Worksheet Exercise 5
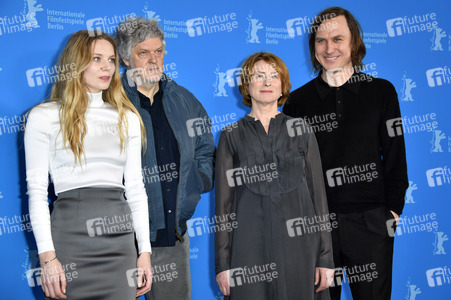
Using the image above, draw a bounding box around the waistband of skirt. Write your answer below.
[57,186,125,199]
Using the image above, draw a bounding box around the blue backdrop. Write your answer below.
[0,0,450,299]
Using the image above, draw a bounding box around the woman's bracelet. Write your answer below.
[41,256,57,265]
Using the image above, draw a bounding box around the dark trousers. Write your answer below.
[145,233,191,300]
[329,207,395,300]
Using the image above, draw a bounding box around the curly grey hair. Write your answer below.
[114,16,166,66]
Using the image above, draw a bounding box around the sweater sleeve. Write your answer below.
[214,131,234,274]
[25,107,54,254]
[124,112,151,254]
[379,82,409,215]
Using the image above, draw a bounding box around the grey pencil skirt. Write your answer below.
[46,187,137,300]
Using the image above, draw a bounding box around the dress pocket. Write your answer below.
[276,151,305,194]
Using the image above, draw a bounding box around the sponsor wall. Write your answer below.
[0,0,449,299]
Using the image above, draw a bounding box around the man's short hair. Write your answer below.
[114,17,166,66]
[308,7,366,73]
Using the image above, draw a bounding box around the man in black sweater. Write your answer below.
[283,7,408,300]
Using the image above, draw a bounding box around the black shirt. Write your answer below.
[283,72,408,215]
[139,81,180,247]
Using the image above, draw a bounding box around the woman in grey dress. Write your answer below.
[24,31,152,299]
[215,52,334,299]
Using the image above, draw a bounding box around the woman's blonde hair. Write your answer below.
[33,30,146,166]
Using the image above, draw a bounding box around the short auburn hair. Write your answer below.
[309,7,366,73]
[238,52,291,107]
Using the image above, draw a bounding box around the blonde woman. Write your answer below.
[25,30,152,299]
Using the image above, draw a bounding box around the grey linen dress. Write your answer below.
[215,113,334,300]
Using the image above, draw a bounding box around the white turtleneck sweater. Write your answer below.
[24,92,151,254]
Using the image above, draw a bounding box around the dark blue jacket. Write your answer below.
[122,73,215,241]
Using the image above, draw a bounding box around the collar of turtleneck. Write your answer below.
[87,91,104,107]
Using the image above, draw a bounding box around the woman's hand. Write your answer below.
[39,251,67,299]
[216,270,230,296]
[136,252,152,297]
[315,267,335,292]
